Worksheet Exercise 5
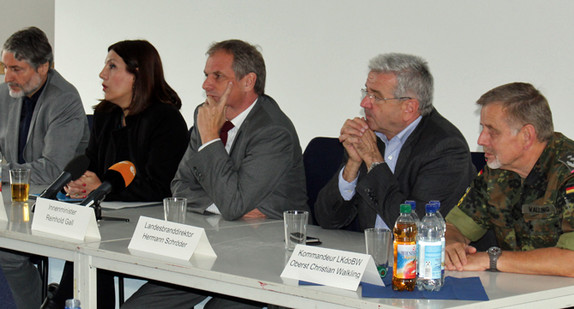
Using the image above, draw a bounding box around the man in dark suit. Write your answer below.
[314,53,475,231]
[123,39,307,308]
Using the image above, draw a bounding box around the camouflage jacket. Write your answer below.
[446,132,574,251]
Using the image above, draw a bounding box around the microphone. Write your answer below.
[38,155,90,200]
[79,161,136,207]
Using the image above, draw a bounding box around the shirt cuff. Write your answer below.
[338,167,358,201]
[198,138,221,152]
[205,203,221,215]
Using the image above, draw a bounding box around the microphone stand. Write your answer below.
[92,198,130,222]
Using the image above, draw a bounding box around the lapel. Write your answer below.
[228,96,264,156]
[6,97,22,161]
[376,136,386,154]
[394,112,429,174]
[15,71,52,160]
[26,72,52,148]
[395,136,413,175]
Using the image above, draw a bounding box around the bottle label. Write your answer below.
[418,240,442,279]
[395,244,416,279]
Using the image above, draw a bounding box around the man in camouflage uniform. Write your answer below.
[445,82,574,277]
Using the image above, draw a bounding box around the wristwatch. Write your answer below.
[487,246,502,271]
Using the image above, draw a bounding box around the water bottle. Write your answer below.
[392,204,417,291]
[65,299,81,309]
[430,200,446,284]
[416,203,444,291]
[429,200,446,230]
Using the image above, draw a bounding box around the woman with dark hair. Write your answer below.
[41,40,189,309]
[69,40,188,201]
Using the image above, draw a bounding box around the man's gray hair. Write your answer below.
[368,53,433,116]
[2,27,53,69]
[477,82,554,142]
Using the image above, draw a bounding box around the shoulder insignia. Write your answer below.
[567,186,574,195]
[558,153,574,174]
[456,186,471,208]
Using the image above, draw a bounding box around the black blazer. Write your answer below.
[86,102,189,201]
[314,108,476,231]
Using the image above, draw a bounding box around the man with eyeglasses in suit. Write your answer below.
[315,53,476,232]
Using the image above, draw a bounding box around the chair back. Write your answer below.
[86,114,94,130]
[303,137,345,225]
[471,152,486,172]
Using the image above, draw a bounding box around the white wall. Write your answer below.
[0,0,54,73]
[0,1,54,45]
[54,0,574,150]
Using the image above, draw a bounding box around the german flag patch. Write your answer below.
[567,186,574,195]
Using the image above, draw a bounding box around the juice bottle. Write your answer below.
[392,204,417,291]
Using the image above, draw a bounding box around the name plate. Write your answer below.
[0,192,6,221]
[128,216,216,260]
[281,245,384,291]
[31,197,101,242]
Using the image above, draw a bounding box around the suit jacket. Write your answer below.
[314,108,476,231]
[171,94,308,220]
[0,69,89,184]
[87,103,189,201]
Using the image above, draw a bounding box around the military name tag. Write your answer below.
[522,203,556,215]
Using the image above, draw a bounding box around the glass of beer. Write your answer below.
[10,169,30,202]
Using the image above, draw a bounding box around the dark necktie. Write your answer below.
[220,120,235,146]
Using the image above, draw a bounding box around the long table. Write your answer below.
[1,194,574,308]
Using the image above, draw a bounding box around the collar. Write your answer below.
[524,133,571,187]
[228,97,258,130]
[376,115,422,143]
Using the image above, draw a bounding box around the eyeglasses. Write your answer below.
[361,88,412,103]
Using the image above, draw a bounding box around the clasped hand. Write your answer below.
[64,170,102,199]
[339,117,383,180]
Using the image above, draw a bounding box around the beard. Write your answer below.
[485,156,502,169]
[7,73,43,98]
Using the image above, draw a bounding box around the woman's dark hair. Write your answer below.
[95,40,181,114]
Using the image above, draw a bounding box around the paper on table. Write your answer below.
[100,201,161,210]
[32,192,160,209]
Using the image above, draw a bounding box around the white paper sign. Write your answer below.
[31,197,101,242]
[280,244,384,291]
[0,192,7,221]
[128,216,216,260]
